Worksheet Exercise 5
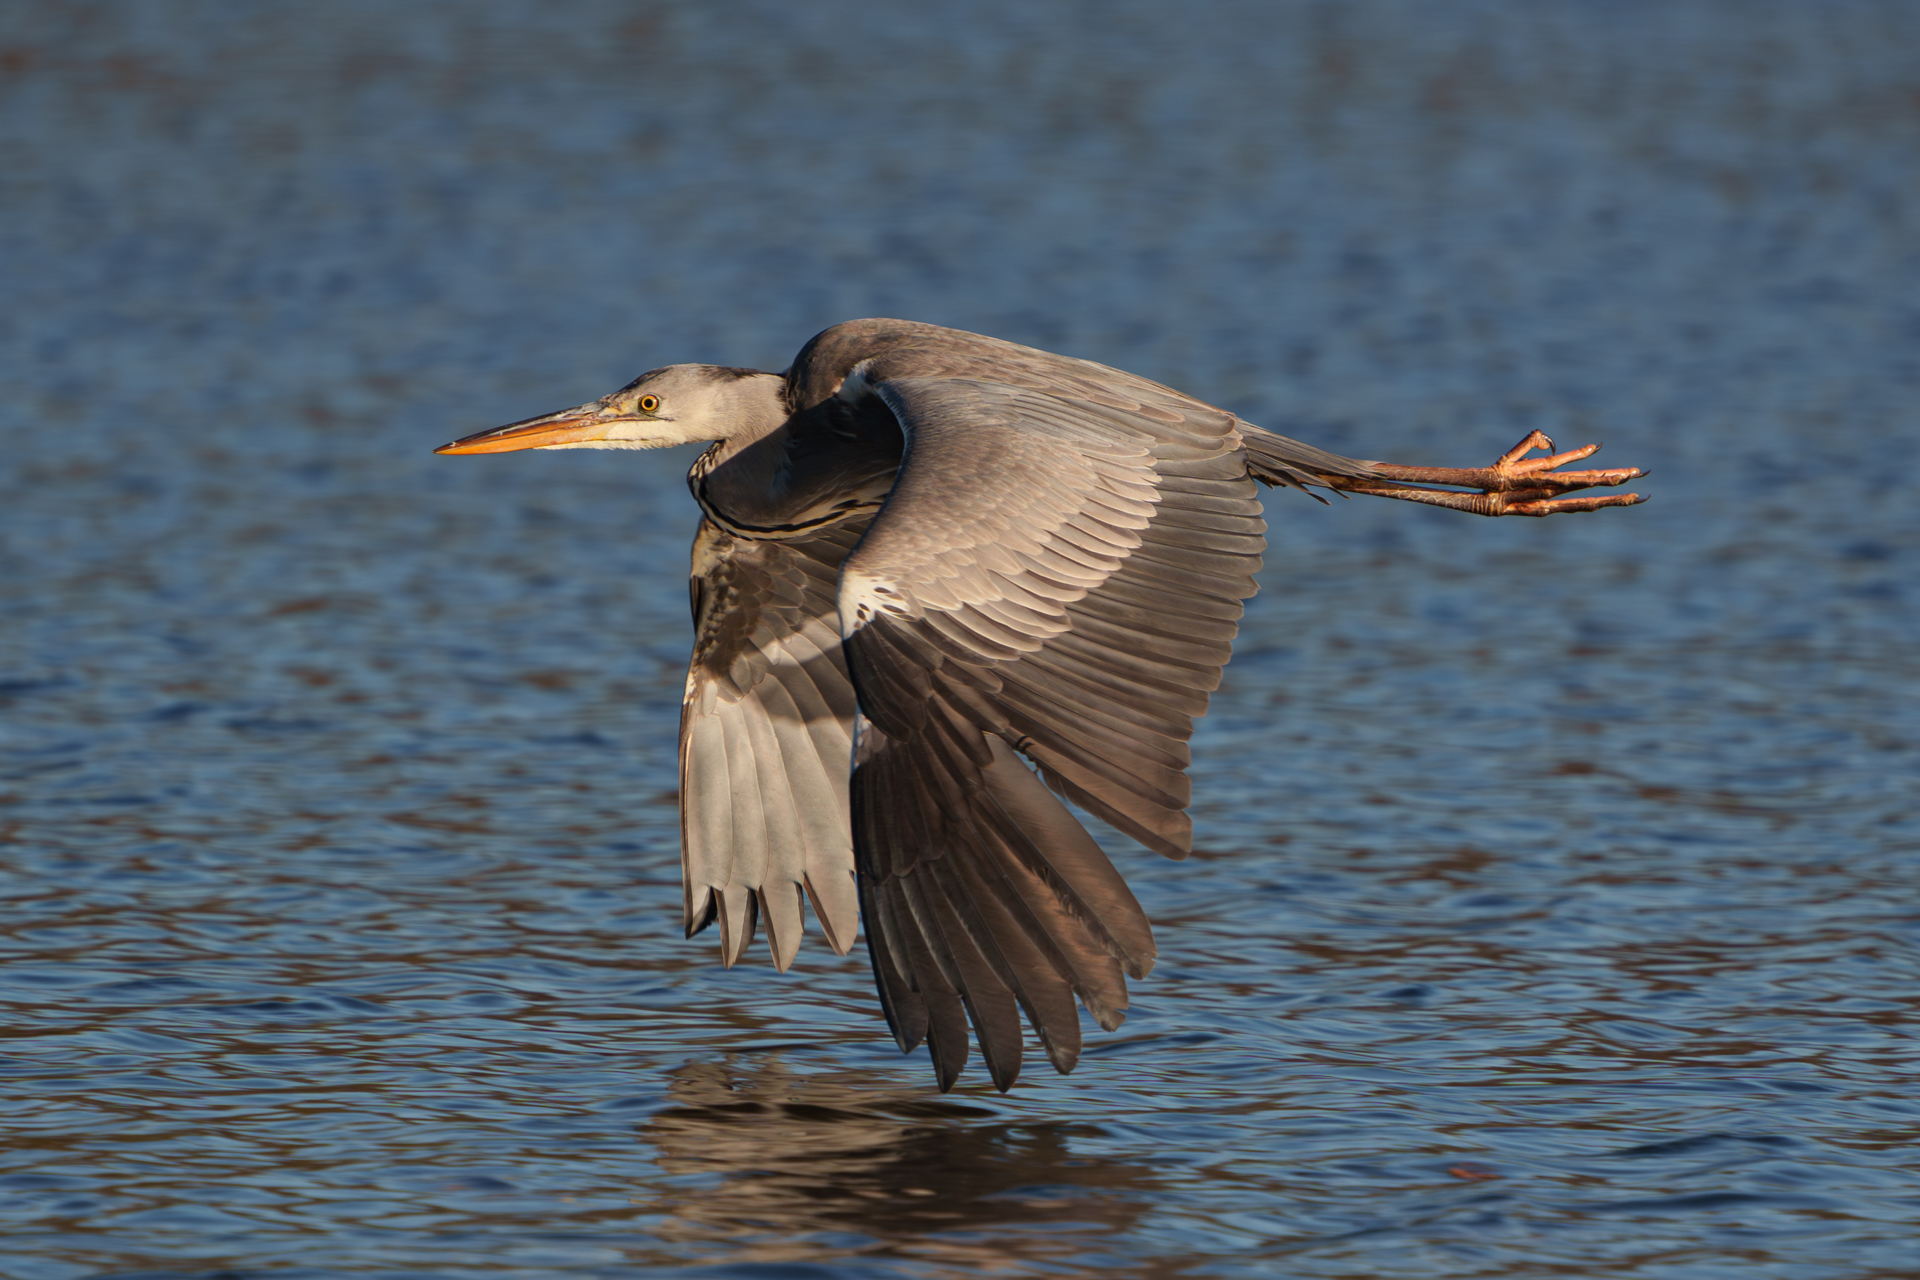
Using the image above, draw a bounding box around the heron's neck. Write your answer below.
[694,372,790,470]
[690,380,897,539]
[688,374,806,533]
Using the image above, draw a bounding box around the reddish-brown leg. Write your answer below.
[1326,430,1648,517]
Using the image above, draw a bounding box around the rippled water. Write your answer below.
[3,3,1917,1276]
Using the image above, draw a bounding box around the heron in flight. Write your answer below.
[436,319,1645,1092]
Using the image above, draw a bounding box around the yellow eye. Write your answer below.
[637,394,661,413]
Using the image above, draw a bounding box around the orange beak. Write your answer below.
[433,405,610,455]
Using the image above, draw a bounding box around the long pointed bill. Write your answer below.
[434,404,609,455]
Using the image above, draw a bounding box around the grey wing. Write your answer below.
[681,518,865,971]
[836,374,1265,1091]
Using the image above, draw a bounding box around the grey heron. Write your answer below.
[436,318,1645,1091]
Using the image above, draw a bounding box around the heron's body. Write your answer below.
[438,318,1644,1091]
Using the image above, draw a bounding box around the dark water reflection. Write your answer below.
[641,1060,1154,1271]
[4,2,1919,1277]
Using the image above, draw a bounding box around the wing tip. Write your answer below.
[762,884,804,973]
[803,870,861,957]
[714,886,759,968]
[684,883,718,939]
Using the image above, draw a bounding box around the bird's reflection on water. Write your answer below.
[636,1057,1153,1268]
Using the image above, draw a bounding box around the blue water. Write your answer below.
[2,3,1917,1276]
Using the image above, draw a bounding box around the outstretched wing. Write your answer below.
[680,518,866,970]
[836,374,1265,1090]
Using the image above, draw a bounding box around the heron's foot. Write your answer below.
[1328,431,1647,517]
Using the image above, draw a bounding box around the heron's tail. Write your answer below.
[1239,422,1381,498]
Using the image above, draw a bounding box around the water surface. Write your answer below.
[2,3,1917,1276]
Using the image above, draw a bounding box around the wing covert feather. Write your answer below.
[834,373,1264,1090]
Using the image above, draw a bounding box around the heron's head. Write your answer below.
[434,364,786,455]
